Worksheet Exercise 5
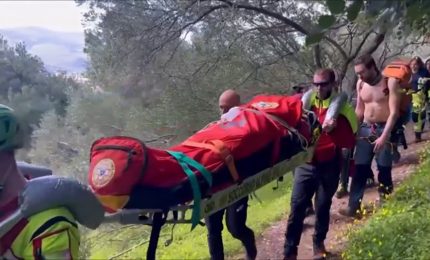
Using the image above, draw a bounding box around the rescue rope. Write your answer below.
[357,136,395,153]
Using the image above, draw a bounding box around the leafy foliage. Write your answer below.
[326,0,346,15]
[0,36,80,151]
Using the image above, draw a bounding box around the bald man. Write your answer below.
[218,89,241,115]
[204,89,257,260]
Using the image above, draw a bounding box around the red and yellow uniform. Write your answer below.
[308,92,358,163]
[0,198,80,259]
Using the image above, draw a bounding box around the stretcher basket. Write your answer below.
[102,146,314,260]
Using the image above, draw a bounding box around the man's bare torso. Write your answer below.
[359,78,390,123]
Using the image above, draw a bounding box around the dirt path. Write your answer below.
[237,124,428,260]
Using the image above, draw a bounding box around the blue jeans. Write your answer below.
[349,123,394,212]
[354,122,393,167]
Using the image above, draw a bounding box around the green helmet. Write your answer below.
[0,104,24,152]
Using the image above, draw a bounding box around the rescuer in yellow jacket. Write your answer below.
[0,104,80,259]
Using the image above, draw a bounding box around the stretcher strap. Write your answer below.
[182,140,241,183]
[166,150,212,229]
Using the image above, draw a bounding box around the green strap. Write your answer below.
[180,154,213,187]
[166,150,212,229]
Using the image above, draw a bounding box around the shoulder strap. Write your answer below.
[358,79,364,91]
[30,216,77,241]
[0,218,29,255]
[360,77,390,93]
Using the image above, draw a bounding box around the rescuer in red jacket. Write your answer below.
[284,69,357,260]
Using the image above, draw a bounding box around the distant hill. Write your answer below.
[0,27,87,73]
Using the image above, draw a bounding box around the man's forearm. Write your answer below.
[381,113,399,139]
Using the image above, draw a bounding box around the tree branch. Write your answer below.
[338,31,386,84]
[363,32,386,55]
[216,0,310,35]
[349,29,375,62]
[215,0,349,61]
[314,44,322,68]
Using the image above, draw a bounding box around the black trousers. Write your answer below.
[293,170,314,209]
[390,117,407,149]
[284,157,340,256]
[205,196,257,260]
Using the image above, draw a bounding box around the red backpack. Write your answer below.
[88,136,148,212]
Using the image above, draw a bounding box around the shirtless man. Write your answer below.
[340,54,401,217]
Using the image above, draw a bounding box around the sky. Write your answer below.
[0,1,88,73]
[0,1,85,33]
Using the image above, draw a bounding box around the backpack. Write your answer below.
[382,60,412,116]
[0,218,28,256]
[88,136,148,212]
[382,60,412,87]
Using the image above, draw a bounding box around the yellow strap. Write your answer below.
[96,194,130,212]
[183,140,241,182]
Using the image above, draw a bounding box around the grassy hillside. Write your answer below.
[88,175,294,259]
[343,149,430,259]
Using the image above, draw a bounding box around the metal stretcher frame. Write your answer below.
[103,146,315,260]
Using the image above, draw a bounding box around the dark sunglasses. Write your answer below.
[313,81,331,87]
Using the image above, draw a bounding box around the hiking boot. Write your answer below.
[335,186,348,199]
[244,233,257,260]
[338,206,362,219]
[376,192,391,207]
[377,184,393,196]
[313,243,328,260]
[284,254,297,260]
[284,246,298,260]
[415,132,422,143]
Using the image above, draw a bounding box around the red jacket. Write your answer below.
[311,97,356,163]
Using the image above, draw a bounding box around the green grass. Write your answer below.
[87,175,294,259]
[343,153,430,259]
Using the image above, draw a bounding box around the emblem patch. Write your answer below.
[251,101,279,110]
[92,158,115,188]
